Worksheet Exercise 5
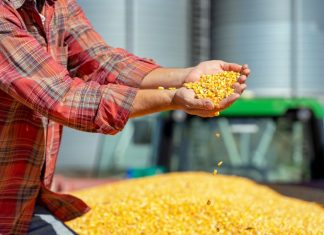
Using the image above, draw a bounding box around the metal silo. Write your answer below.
[211,0,324,98]
[297,0,324,97]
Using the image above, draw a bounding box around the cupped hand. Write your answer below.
[172,87,218,118]
[185,60,250,85]
[183,60,250,114]
[172,81,247,117]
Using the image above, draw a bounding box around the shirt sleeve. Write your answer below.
[0,3,134,135]
[65,0,160,87]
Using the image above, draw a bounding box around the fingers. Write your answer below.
[218,93,240,110]
[221,62,242,72]
[237,64,249,84]
[237,75,247,84]
[222,63,250,78]
[240,64,250,77]
[222,62,249,73]
[233,82,247,94]
[238,76,246,84]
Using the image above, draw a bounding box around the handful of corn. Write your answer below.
[67,172,324,235]
[183,71,240,106]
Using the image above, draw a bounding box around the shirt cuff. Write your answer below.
[94,84,138,135]
[113,54,161,88]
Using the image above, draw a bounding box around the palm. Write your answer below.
[185,60,249,84]
[172,87,216,117]
[185,61,224,83]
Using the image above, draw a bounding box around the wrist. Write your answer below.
[166,89,178,110]
[181,67,194,85]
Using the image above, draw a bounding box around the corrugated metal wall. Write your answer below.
[211,0,324,98]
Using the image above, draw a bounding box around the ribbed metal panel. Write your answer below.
[211,0,324,98]
[77,0,190,67]
[131,0,190,67]
[297,0,324,97]
[191,0,211,65]
[212,0,292,97]
[77,0,127,48]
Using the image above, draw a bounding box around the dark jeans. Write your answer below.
[28,204,77,235]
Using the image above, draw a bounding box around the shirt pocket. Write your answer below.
[53,46,68,68]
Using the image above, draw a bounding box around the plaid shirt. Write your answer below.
[0,0,159,233]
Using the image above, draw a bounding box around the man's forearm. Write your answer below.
[140,67,192,89]
[130,89,177,118]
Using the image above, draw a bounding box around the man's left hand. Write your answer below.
[185,60,250,85]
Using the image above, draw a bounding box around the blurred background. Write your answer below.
[55,0,324,194]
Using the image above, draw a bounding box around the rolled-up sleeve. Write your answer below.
[0,3,137,135]
[65,0,160,88]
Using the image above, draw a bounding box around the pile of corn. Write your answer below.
[66,172,324,235]
[183,71,240,106]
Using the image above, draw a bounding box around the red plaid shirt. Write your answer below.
[0,0,158,233]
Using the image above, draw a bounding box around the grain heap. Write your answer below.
[66,172,324,235]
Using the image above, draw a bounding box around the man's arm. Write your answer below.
[130,88,218,118]
[130,79,247,118]
[0,3,221,137]
[65,0,159,88]
[140,61,250,89]
[139,68,192,89]
[0,4,137,135]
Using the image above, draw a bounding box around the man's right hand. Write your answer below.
[172,78,247,118]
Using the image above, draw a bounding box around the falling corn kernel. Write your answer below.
[206,199,211,205]
[213,169,218,176]
[158,86,165,90]
[215,132,221,138]
[183,71,240,109]
[66,172,324,235]
[218,161,223,167]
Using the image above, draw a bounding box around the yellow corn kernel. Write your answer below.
[213,169,218,176]
[157,86,165,90]
[66,172,324,235]
[218,161,223,167]
[183,71,240,116]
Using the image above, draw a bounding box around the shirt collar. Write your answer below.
[9,0,57,9]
